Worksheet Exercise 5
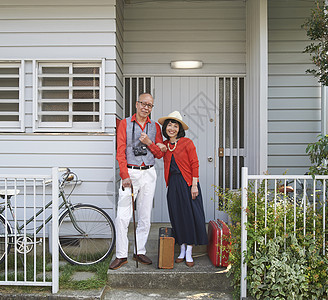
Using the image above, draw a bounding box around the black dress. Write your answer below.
[167,155,208,246]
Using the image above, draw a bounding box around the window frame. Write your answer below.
[33,60,105,133]
[0,60,24,132]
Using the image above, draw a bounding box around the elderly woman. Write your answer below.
[158,111,208,267]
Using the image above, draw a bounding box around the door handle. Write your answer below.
[208,156,213,162]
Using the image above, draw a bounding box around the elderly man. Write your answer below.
[109,93,164,270]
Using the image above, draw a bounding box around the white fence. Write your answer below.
[240,167,328,299]
[0,168,59,293]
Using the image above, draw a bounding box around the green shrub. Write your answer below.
[249,236,308,300]
[306,134,328,176]
[216,184,328,300]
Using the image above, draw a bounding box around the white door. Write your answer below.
[152,77,216,222]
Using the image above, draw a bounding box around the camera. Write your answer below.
[133,145,147,156]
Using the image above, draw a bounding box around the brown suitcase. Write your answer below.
[157,227,175,269]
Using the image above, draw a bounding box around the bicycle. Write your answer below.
[0,168,115,266]
[278,174,325,207]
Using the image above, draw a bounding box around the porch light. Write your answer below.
[170,60,203,69]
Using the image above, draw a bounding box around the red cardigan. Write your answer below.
[163,137,199,187]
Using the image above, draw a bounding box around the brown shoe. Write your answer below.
[175,257,184,263]
[109,257,128,270]
[185,260,194,267]
[133,254,152,265]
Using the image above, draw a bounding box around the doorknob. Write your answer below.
[208,156,213,162]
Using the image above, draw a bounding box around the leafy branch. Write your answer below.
[302,0,328,85]
[306,134,328,176]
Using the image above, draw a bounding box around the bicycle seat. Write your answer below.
[0,189,20,198]
[278,186,294,193]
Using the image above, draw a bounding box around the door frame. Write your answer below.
[123,74,248,222]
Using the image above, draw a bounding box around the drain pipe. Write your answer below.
[322,85,327,136]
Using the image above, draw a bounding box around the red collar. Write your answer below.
[131,114,151,130]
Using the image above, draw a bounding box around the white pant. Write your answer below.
[115,167,157,258]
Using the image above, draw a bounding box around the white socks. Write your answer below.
[186,245,193,262]
[178,244,193,262]
[178,243,186,259]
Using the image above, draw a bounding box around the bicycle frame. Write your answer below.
[0,171,86,243]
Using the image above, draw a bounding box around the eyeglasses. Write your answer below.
[137,101,154,109]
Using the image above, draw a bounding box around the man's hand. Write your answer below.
[122,178,132,189]
[156,143,167,152]
[139,132,152,146]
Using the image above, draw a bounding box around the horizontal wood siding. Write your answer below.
[0,1,115,59]
[0,0,124,220]
[124,1,246,75]
[0,134,116,219]
[268,0,320,175]
[0,0,118,131]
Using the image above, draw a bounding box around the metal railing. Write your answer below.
[0,167,59,293]
[240,167,328,299]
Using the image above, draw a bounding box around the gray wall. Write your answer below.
[0,0,324,221]
[268,0,321,175]
[0,0,122,219]
[116,0,124,120]
[115,0,125,208]
[0,134,116,218]
[0,0,119,133]
[123,0,246,75]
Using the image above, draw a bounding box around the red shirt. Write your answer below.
[163,137,199,187]
[116,114,164,180]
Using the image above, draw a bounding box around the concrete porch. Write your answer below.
[106,223,233,299]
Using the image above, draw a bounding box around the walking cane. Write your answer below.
[122,183,138,268]
[131,184,138,268]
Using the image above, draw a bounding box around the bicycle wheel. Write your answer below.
[0,214,12,264]
[58,204,115,265]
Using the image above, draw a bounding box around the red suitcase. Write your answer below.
[207,219,231,267]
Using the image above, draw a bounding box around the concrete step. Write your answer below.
[107,253,231,292]
[103,288,233,300]
[108,223,232,294]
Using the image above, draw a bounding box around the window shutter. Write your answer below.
[36,62,102,131]
[0,63,22,131]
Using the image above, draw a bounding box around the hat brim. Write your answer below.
[158,116,189,130]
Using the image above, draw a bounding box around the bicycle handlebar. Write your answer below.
[44,168,75,185]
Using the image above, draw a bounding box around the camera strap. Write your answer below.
[132,121,148,146]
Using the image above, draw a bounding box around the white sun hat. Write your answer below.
[158,111,189,130]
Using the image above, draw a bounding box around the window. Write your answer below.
[0,62,23,131]
[124,77,152,118]
[36,62,103,131]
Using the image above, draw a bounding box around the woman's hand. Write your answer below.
[156,142,167,152]
[139,132,152,146]
[191,185,198,200]
[191,177,199,199]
